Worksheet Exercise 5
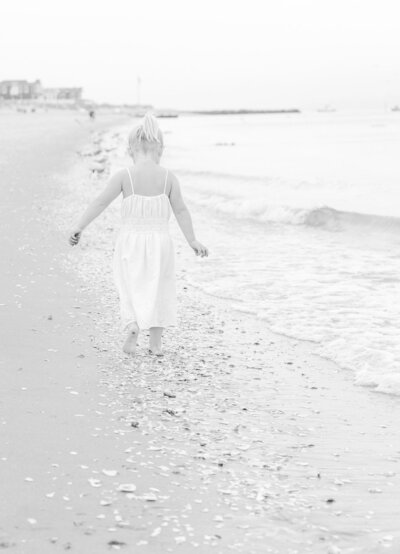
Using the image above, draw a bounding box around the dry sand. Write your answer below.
[1,111,400,553]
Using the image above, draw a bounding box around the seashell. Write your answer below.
[102,469,118,477]
[117,483,136,493]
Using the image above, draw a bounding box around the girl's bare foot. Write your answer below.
[148,347,163,357]
[123,322,139,355]
[149,326,164,357]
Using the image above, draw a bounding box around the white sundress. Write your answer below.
[112,167,177,331]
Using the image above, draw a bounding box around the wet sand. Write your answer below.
[1,113,400,553]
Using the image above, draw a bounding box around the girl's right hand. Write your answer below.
[190,240,208,257]
[69,228,82,246]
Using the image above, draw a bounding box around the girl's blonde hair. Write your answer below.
[128,112,163,153]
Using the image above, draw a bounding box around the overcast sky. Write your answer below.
[1,0,399,110]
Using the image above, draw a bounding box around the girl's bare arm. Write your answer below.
[169,173,208,257]
[69,170,124,245]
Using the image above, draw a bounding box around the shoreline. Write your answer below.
[1,113,400,553]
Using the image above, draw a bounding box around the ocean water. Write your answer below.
[111,110,400,395]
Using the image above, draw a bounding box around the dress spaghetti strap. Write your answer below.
[163,169,169,195]
[126,167,134,195]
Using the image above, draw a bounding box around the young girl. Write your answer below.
[69,113,208,356]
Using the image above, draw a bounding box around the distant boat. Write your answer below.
[156,111,179,118]
[317,105,336,113]
[391,105,400,112]
[317,105,336,112]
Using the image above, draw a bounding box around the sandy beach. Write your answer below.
[1,111,400,554]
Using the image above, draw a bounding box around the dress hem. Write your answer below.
[121,320,177,332]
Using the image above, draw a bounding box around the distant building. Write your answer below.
[0,79,82,103]
[0,79,42,99]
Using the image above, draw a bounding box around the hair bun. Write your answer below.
[141,112,161,143]
[128,112,164,151]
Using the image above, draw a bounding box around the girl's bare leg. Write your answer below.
[123,322,140,355]
[149,327,164,356]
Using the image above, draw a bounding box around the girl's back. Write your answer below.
[123,162,169,199]
[121,164,171,222]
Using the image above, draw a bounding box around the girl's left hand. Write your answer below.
[190,240,209,257]
[69,228,82,246]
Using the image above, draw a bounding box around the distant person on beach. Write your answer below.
[88,109,96,120]
[69,112,208,356]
